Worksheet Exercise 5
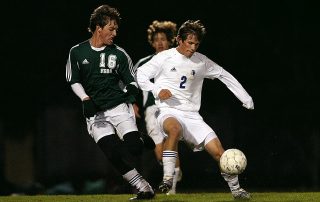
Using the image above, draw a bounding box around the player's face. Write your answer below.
[152,32,171,53]
[99,20,118,46]
[176,34,200,58]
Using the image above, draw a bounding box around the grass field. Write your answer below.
[1,192,320,202]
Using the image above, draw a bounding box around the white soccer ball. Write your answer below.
[219,148,247,175]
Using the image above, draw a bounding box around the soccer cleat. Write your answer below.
[158,181,172,193]
[166,189,176,195]
[139,132,156,150]
[166,170,182,195]
[232,188,251,200]
[129,191,155,200]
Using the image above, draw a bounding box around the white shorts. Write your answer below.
[157,107,217,151]
[144,105,163,144]
[86,103,138,142]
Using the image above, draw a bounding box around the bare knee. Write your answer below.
[167,125,181,139]
[205,138,225,162]
[163,117,182,139]
[213,150,224,161]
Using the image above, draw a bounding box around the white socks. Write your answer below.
[221,172,240,192]
[123,169,153,193]
[171,167,180,191]
[162,150,178,183]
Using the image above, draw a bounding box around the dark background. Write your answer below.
[1,0,319,194]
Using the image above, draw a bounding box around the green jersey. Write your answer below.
[66,40,136,110]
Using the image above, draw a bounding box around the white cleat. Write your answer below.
[232,188,251,200]
[166,189,176,195]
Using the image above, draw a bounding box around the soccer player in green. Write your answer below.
[66,5,155,200]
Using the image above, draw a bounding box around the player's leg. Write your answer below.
[154,143,163,163]
[113,104,155,199]
[97,135,154,200]
[153,141,182,195]
[117,103,154,156]
[166,152,182,195]
[145,105,182,194]
[204,134,250,200]
[89,104,154,200]
[123,131,144,156]
[145,105,165,164]
[159,117,181,193]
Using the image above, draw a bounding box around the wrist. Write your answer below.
[82,96,90,101]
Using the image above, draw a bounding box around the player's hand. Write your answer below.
[133,103,141,118]
[242,100,254,110]
[158,89,172,100]
[82,98,98,118]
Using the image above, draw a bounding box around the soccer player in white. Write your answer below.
[137,20,253,200]
[134,20,182,195]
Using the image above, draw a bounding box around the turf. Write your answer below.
[0,192,320,202]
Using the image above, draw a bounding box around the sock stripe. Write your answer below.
[163,151,178,158]
[129,174,142,185]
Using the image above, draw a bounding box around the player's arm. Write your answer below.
[70,83,89,101]
[219,68,254,110]
[66,49,97,118]
[205,57,254,110]
[119,54,142,118]
[118,52,139,97]
[70,83,98,118]
[136,56,162,99]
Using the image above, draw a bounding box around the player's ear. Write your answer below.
[97,25,103,33]
[176,36,181,45]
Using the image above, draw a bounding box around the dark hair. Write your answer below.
[147,20,177,46]
[88,5,121,33]
[177,20,206,42]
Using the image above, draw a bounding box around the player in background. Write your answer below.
[66,5,155,200]
[134,20,182,195]
[137,20,253,200]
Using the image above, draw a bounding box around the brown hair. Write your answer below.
[147,20,177,46]
[177,20,206,42]
[88,5,121,33]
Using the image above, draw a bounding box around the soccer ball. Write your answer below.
[219,148,247,175]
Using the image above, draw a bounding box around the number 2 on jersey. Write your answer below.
[180,76,187,89]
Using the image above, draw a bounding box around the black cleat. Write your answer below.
[129,191,155,200]
[158,181,172,193]
[139,132,155,150]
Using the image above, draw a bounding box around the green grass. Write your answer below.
[0,192,320,202]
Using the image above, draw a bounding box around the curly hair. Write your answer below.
[147,20,177,46]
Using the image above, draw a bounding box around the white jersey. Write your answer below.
[137,48,253,112]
